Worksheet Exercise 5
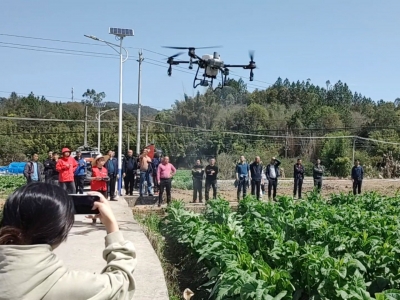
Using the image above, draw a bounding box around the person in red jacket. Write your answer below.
[56,148,78,194]
[87,154,109,224]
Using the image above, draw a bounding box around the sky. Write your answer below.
[1,0,399,110]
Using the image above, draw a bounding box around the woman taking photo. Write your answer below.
[0,182,136,300]
[89,154,110,224]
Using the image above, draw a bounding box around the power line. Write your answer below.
[0,33,140,49]
[0,37,271,90]
[0,90,80,101]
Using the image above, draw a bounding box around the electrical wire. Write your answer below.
[0,37,271,90]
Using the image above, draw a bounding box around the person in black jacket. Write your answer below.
[205,158,218,201]
[313,159,325,193]
[293,158,305,199]
[43,151,53,183]
[351,159,364,195]
[250,156,263,200]
[122,149,137,196]
[49,152,60,185]
[192,159,204,203]
[265,157,281,201]
[106,150,118,200]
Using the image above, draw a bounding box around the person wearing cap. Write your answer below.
[56,148,78,194]
[74,151,87,194]
[88,155,110,223]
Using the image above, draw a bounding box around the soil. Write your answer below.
[168,178,400,203]
[131,178,400,213]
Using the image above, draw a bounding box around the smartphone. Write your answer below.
[69,194,100,214]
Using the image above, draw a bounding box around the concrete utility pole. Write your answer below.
[285,126,289,159]
[71,87,74,102]
[145,124,148,146]
[136,50,144,154]
[127,130,130,152]
[84,105,88,147]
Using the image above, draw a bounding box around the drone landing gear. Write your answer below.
[193,65,229,90]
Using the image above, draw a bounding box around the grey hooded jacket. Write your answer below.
[0,231,136,300]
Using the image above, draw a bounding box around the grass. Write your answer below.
[133,211,181,300]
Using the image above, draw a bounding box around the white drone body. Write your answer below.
[201,52,224,78]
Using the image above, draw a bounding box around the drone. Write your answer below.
[162,46,256,89]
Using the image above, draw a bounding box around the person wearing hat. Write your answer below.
[88,154,110,223]
[56,148,78,194]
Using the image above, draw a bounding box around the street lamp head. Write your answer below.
[84,34,100,41]
[93,102,107,108]
[109,28,134,37]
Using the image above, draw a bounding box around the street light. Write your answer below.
[93,102,116,154]
[85,28,133,196]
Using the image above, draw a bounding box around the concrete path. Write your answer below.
[54,196,169,300]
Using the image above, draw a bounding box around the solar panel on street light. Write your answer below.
[93,102,107,108]
[109,28,134,37]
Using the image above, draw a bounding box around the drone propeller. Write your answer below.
[162,46,222,50]
[166,52,184,64]
[167,52,184,59]
[249,50,255,63]
[248,50,256,81]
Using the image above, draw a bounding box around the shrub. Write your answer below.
[331,156,352,177]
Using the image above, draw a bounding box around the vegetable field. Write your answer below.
[0,175,25,195]
[172,170,192,190]
[163,193,400,299]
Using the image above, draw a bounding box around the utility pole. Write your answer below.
[84,105,88,147]
[136,50,144,155]
[285,126,289,159]
[71,87,74,102]
[127,128,130,151]
[145,124,148,146]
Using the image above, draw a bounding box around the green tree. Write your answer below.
[82,89,106,105]
[320,132,352,174]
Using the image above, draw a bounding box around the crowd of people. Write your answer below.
[189,156,365,203]
[22,147,366,206]
[237,156,364,200]
[22,147,178,208]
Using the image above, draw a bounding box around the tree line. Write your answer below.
[1,79,399,177]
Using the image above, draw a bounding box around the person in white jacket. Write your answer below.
[0,182,136,300]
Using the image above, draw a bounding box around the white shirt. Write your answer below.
[268,165,276,179]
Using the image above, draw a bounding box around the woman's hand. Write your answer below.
[86,191,119,234]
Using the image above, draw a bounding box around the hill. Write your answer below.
[104,101,159,117]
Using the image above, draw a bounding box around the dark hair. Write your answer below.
[0,183,74,246]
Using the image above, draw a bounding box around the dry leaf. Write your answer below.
[183,288,194,300]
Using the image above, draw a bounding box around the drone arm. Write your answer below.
[173,60,199,64]
[223,64,248,68]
